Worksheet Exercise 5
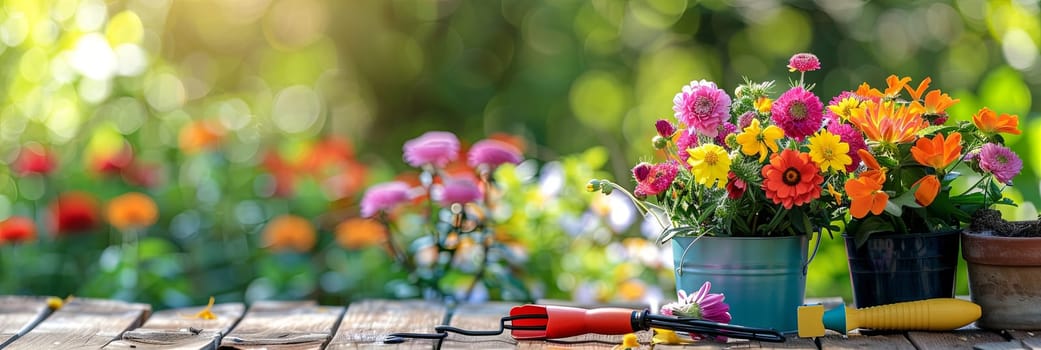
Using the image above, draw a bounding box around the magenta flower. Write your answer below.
[360,181,412,217]
[771,87,823,141]
[437,178,482,205]
[714,122,738,149]
[824,91,859,124]
[675,130,699,165]
[632,162,652,182]
[467,139,522,170]
[403,131,460,168]
[634,162,679,197]
[737,111,757,130]
[661,281,731,341]
[978,143,1022,185]
[673,80,731,138]
[827,122,868,172]
[787,53,821,73]
[655,119,677,138]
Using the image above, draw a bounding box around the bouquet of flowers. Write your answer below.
[831,75,1023,245]
[589,53,848,241]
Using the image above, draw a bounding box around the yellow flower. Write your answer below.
[735,119,783,162]
[614,333,640,350]
[194,296,217,320]
[827,97,862,121]
[807,130,852,173]
[687,144,731,189]
[652,328,693,345]
[754,97,773,113]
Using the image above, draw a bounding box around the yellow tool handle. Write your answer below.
[847,298,981,331]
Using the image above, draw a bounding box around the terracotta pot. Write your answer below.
[962,229,1041,330]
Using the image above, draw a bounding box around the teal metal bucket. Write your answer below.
[672,235,810,333]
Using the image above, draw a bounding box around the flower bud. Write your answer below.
[632,163,652,182]
[725,134,739,150]
[654,119,677,138]
[652,136,668,150]
[600,185,613,195]
[586,179,602,192]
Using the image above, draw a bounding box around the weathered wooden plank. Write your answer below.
[103,302,245,350]
[325,299,446,350]
[218,300,343,350]
[442,302,518,350]
[4,297,151,350]
[1007,331,1041,350]
[0,296,54,348]
[907,329,1006,350]
[818,332,915,350]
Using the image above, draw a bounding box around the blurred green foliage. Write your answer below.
[0,0,1039,307]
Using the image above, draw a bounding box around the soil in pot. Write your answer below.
[964,208,1041,330]
[970,209,1041,237]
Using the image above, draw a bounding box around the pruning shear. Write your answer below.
[384,304,785,344]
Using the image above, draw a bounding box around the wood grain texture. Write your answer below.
[1000,330,1041,350]
[326,299,446,350]
[104,302,245,350]
[3,297,150,350]
[442,302,518,350]
[907,329,1006,350]
[218,300,343,350]
[0,296,53,348]
[818,332,915,350]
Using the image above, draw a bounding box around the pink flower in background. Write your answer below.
[634,162,679,197]
[403,131,460,168]
[14,144,56,176]
[673,80,731,137]
[360,182,412,217]
[467,139,522,170]
[827,122,868,172]
[437,178,482,205]
[771,87,823,141]
[787,53,821,72]
[978,143,1022,185]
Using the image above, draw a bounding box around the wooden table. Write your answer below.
[0,296,1036,349]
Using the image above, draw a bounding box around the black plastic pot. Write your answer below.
[844,230,960,308]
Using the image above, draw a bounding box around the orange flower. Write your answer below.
[335,218,386,250]
[263,215,316,253]
[848,101,928,145]
[972,107,1021,135]
[0,216,36,244]
[858,149,881,170]
[761,149,823,209]
[178,120,225,154]
[845,176,889,218]
[904,77,931,101]
[910,132,962,170]
[910,90,959,116]
[913,175,940,206]
[106,192,159,230]
[856,149,888,185]
[855,83,882,101]
[883,75,911,99]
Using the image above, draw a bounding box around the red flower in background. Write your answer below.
[50,192,100,235]
[262,151,297,198]
[90,142,134,176]
[261,137,369,199]
[14,144,57,176]
[0,216,36,244]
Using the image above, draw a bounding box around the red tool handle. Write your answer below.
[510,305,640,339]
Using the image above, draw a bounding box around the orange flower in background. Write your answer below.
[263,215,316,253]
[883,75,911,99]
[848,101,927,145]
[178,120,225,154]
[106,192,159,230]
[335,218,386,250]
[0,216,37,244]
[913,175,940,206]
[911,132,963,170]
[972,107,1021,136]
[14,143,57,176]
[50,192,100,236]
[262,151,297,198]
[845,176,889,218]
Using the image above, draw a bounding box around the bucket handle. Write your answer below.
[675,231,822,277]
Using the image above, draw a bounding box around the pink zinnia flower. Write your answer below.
[655,119,677,138]
[827,122,868,172]
[634,162,679,197]
[661,281,731,341]
[788,53,821,73]
[771,87,823,141]
[360,182,412,217]
[673,80,731,137]
[632,162,652,182]
[403,131,460,168]
[437,178,482,205]
[675,130,699,165]
[978,143,1022,185]
[824,91,859,124]
[467,139,522,170]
